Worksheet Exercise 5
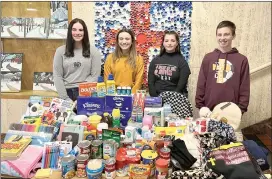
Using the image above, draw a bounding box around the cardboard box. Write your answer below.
[77,96,105,116]
[144,97,162,108]
[105,95,133,112]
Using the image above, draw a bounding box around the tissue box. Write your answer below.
[105,109,131,128]
[144,97,162,108]
[105,95,133,112]
[77,96,105,116]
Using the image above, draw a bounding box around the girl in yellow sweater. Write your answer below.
[104,29,144,94]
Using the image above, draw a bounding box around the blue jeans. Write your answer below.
[66,87,79,101]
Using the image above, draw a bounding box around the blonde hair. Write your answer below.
[112,29,137,68]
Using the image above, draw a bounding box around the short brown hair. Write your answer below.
[216,20,236,36]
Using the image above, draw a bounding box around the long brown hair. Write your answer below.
[64,18,90,58]
[159,30,181,56]
[112,29,137,68]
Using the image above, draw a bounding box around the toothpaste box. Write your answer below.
[105,109,132,128]
[77,96,105,116]
[105,95,133,112]
[144,97,162,108]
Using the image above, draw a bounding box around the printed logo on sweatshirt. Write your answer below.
[154,64,177,81]
[212,59,234,83]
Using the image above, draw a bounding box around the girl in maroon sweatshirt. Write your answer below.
[195,21,250,113]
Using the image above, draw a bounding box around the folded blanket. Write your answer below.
[1,145,43,178]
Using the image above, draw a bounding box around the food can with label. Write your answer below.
[91,140,103,159]
[77,140,91,156]
[103,139,118,160]
[105,158,116,178]
[141,150,158,177]
[76,154,89,178]
[61,154,76,179]
[159,147,171,163]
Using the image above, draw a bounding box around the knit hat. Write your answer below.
[243,140,270,171]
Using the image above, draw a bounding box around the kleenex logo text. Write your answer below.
[83,103,100,109]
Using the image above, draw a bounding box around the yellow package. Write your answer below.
[155,126,186,138]
[83,130,96,140]
[129,164,150,179]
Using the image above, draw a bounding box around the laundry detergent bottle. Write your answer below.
[97,76,106,97]
[106,74,116,95]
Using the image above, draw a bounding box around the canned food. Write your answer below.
[77,140,91,156]
[141,150,158,177]
[91,140,103,159]
[159,147,171,161]
[105,158,116,179]
[76,154,89,178]
[103,139,118,160]
[61,155,76,179]
[141,150,158,165]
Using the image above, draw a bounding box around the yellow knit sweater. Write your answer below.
[104,53,144,94]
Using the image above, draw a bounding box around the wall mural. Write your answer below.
[94,1,193,87]
[1,53,23,92]
[1,1,68,39]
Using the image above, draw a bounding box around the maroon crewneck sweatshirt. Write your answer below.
[195,48,250,113]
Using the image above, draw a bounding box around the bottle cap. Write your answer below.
[103,112,110,117]
[97,76,104,83]
[108,74,114,80]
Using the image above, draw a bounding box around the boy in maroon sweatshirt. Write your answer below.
[195,20,250,113]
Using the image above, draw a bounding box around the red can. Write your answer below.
[76,154,89,178]
[159,147,171,162]
[105,158,116,178]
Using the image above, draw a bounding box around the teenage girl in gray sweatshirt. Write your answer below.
[53,18,101,101]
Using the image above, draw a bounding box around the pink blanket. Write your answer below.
[2,145,43,178]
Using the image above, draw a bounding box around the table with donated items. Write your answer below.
[30,170,171,179]
[31,171,130,179]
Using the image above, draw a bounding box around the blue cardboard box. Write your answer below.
[105,95,133,112]
[77,96,105,116]
[144,97,162,108]
[105,109,131,127]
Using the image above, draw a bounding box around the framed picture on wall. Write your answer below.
[25,18,49,39]
[1,17,25,38]
[1,53,23,92]
[33,72,56,91]
[48,1,68,39]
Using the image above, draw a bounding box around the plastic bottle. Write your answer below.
[126,87,132,95]
[106,74,116,95]
[101,112,113,128]
[112,108,120,128]
[97,76,106,97]
[97,123,108,140]
[163,104,172,118]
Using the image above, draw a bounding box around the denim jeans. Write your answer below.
[66,87,79,101]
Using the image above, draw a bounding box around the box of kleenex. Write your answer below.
[144,97,162,108]
[105,95,133,112]
[77,96,105,116]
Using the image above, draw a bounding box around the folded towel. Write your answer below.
[7,145,43,178]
